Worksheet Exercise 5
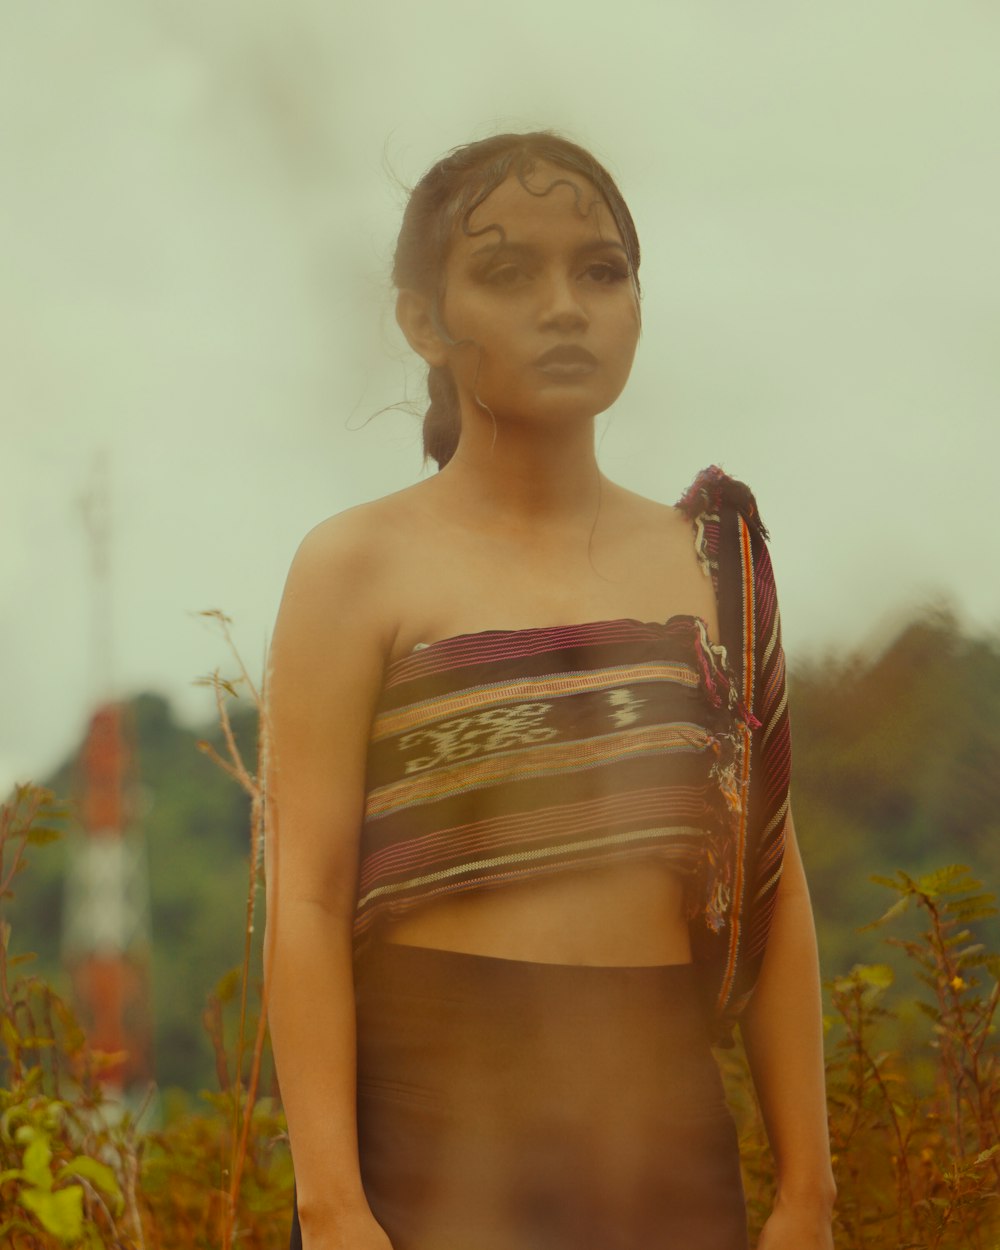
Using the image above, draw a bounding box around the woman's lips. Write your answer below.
[533,346,598,378]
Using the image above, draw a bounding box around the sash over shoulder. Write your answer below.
[676,465,792,1039]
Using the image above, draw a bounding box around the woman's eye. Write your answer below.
[485,264,528,287]
[585,261,630,284]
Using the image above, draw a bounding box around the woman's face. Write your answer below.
[435,162,641,430]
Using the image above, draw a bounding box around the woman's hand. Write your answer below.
[301,1206,396,1250]
[756,1194,834,1250]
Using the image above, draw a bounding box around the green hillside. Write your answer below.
[791,606,1000,974]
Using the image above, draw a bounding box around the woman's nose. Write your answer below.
[538,271,588,330]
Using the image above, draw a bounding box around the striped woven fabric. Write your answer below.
[354,467,791,1036]
[677,467,792,1033]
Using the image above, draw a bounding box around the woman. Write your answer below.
[265,131,835,1250]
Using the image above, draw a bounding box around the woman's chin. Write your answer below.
[463,388,623,432]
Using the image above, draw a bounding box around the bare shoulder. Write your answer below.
[285,499,392,593]
[273,484,433,668]
[292,482,432,565]
[601,479,692,541]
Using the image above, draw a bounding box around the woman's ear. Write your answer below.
[395,290,450,368]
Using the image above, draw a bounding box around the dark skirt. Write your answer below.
[290,941,748,1250]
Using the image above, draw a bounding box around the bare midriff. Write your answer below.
[382,858,693,966]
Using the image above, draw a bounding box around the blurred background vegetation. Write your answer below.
[2,602,999,1247]
[5,602,998,1098]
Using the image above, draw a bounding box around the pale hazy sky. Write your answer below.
[4,0,999,797]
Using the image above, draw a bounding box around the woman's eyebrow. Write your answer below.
[573,240,629,258]
[468,239,629,260]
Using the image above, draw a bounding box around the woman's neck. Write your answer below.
[431,413,605,532]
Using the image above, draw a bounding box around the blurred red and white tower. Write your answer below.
[62,454,154,1097]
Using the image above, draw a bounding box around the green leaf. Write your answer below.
[25,826,63,846]
[56,1155,123,1208]
[21,1184,84,1242]
[21,1130,53,1190]
[916,864,973,897]
[1,1015,21,1058]
[213,966,241,1004]
[870,873,905,892]
[948,896,998,921]
[856,963,894,989]
[859,896,910,931]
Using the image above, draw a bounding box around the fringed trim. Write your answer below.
[676,616,757,936]
[676,464,770,543]
[690,617,760,731]
[692,512,713,578]
[701,831,733,934]
[700,730,744,935]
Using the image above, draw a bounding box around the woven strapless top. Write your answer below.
[353,609,754,947]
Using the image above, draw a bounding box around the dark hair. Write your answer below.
[392,131,642,470]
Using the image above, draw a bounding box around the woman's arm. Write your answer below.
[263,515,395,1249]
[740,805,836,1249]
